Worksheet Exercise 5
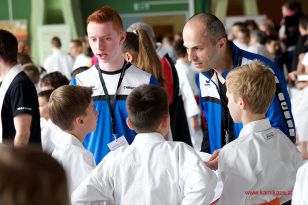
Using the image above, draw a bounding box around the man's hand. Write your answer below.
[205,149,220,170]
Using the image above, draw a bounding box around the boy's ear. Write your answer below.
[75,116,84,126]
[162,114,170,129]
[126,117,134,131]
[238,96,248,110]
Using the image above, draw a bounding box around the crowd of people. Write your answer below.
[0,1,308,205]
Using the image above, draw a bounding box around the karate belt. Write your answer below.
[260,198,280,205]
[209,197,280,205]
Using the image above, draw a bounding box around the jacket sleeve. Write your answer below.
[179,144,217,205]
[71,155,114,205]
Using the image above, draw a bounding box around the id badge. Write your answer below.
[107,135,129,151]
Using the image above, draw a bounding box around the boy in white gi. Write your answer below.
[49,85,97,196]
[71,84,217,205]
[207,61,302,205]
[292,162,308,205]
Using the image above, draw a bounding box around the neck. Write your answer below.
[214,43,234,74]
[99,57,125,72]
[66,129,84,143]
[242,111,266,126]
[0,63,15,78]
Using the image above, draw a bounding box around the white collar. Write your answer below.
[59,130,84,148]
[238,118,272,139]
[133,132,166,144]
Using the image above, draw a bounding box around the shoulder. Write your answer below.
[126,64,152,78]
[74,66,97,84]
[8,72,36,92]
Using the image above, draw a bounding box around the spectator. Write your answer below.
[43,36,74,79]
[0,29,41,146]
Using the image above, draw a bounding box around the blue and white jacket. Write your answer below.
[197,42,295,153]
[71,64,158,163]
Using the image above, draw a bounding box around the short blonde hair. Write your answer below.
[226,60,276,114]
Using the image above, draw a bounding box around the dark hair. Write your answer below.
[40,71,69,90]
[283,1,302,13]
[299,15,308,30]
[0,29,18,64]
[23,64,40,85]
[187,13,227,44]
[17,52,33,65]
[0,146,68,205]
[173,39,187,58]
[49,85,93,131]
[38,90,53,102]
[250,30,267,45]
[126,84,169,133]
[71,66,89,77]
[70,39,83,47]
[122,32,139,54]
[265,35,280,44]
[245,19,259,31]
[51,36,62,48]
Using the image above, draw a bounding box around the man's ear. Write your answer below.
[119,31,126,44]
[126,117,134,131]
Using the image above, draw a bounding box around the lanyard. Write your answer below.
[95,61,130,138]
[213,52,242,144]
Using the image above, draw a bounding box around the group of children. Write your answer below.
[45,60,303,205]
[26,6,304,205]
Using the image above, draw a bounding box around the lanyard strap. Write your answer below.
[95,62,130,137]
[214,52,242,144]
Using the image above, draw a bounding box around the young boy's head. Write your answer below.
[226,61,276,122]
[48,85,97,137]
[126,85,169,136]
[40,71,69,91]
[38,90,53,120]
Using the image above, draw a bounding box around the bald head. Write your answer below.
[185,13,227,44]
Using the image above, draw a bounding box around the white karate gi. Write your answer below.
[43,50,74,79]
[218,119,302,205]
[292,162,308,205]
[72,53,91,70]
[52,131,96,195]
[72,132,217,205]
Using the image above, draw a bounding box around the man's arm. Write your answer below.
[13,114,32,146]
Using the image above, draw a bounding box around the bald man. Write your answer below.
[183,13,295,153]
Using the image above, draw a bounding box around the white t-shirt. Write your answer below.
[72,132,217,205]
[218,119,302,205]
[43,50,74,79]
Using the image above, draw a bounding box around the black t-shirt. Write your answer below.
[1,71,41,144]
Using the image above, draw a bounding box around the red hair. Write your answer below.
[87,6,123,33]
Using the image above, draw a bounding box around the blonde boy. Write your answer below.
[72,84,217,205]
[49,85,97,196]
[210,61,302,205]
